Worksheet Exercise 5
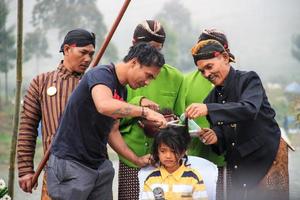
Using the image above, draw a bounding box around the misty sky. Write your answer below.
[97,0,300,81]
[6,0,300,85]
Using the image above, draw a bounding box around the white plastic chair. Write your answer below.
[138,156,218,200]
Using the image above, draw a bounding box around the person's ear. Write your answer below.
[63,44,71,56]
[222,52,230,63]
[131,58,137,65]
[132,58,137,65]
[128,58,137,69]
[132,39,137,45]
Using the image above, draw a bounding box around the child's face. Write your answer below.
[158,143,183,173]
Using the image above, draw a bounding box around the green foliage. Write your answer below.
[155,0,197,71]
[0,103,43,164]
[0,103,14,136]
[24,28,51,62]
[32,0,105,38]
[0,0,16,74]
[0,184,9,198]
[31,0,118,62]
[0,133,11,164]
[0,132,43,164]
[0,0,16,106]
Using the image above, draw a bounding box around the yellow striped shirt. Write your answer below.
[142,164,208,200]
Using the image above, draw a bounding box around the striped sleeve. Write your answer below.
[190,169,208,200]
[17,74,43,177]
[141,181,155,200]
[141,170,162,200]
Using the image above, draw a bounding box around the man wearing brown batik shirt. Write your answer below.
[17,28,96,200]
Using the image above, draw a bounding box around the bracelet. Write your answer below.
[141,106,146,118]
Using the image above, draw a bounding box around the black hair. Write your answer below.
[60,28,96,54]
[159,108,173,116]
[123,42,165,68]
[152,118,191,166]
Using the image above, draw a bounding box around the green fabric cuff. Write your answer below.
[129,96,145,106]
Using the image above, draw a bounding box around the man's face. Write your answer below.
[128,62,161,89]
[64,44,95,73]
[196,54,230,86]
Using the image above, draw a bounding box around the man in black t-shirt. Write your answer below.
[47,43,167,200]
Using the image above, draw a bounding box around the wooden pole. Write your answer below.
[8,0,23,198]
[90,0,132,67]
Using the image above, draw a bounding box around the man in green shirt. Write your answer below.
[118,20,184,200]
[182,70,224,165]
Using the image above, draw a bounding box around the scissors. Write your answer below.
[166,120,185,127]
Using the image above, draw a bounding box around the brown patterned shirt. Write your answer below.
[17,62,82,177]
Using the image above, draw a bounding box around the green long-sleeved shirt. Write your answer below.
[119,64,184,167]
[183,71,225,167]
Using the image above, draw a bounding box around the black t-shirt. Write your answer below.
[51,64,127,169]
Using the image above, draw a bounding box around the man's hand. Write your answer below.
[19,173,37,193]
[140,98,159,111]
[108,121,155,167]
[134,154,152,167]
[199,128,218,145]
[143,107,167,129]
[185,103,208,119]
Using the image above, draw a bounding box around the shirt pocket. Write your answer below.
[158,91,177,108]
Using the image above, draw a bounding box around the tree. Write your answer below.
[30,0,118,62]
[24,28,51,74]
[0,0,16,106]
[159,22,179,67]
[155,0,197,71]
[291,33,300,62]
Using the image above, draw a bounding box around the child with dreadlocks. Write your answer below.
[141,119,208,200]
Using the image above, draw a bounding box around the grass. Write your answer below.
[0,132,43,165]
[0,133,12,164]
